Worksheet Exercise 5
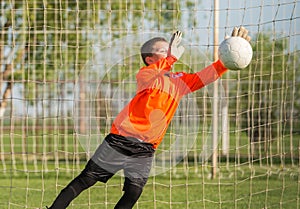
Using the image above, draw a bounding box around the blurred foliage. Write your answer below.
[230,32,300,146]
[1,0,197,105]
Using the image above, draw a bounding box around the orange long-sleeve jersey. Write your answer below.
[110,56,227,149]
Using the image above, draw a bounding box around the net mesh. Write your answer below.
[0,0,299,208]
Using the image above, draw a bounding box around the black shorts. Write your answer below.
[82,134,155,189]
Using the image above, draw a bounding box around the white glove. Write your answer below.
[230,26,251,42]
[168,31,185,60]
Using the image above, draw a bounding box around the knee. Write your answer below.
[124,184,143,200]
[68,174,97,197]
[114,184,144,209]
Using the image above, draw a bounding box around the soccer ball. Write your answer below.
[218,36,253,70]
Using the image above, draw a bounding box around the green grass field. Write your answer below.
[1,124,299,208]
[0,161,299,209]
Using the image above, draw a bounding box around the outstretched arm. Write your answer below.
[173,27,251,94]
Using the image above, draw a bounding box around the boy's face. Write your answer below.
[146,41,169,65]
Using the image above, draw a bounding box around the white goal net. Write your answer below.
[0,0,299,208]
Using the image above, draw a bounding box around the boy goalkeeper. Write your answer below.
[47,27,250,209]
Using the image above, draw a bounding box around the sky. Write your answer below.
[187,0,299,51]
